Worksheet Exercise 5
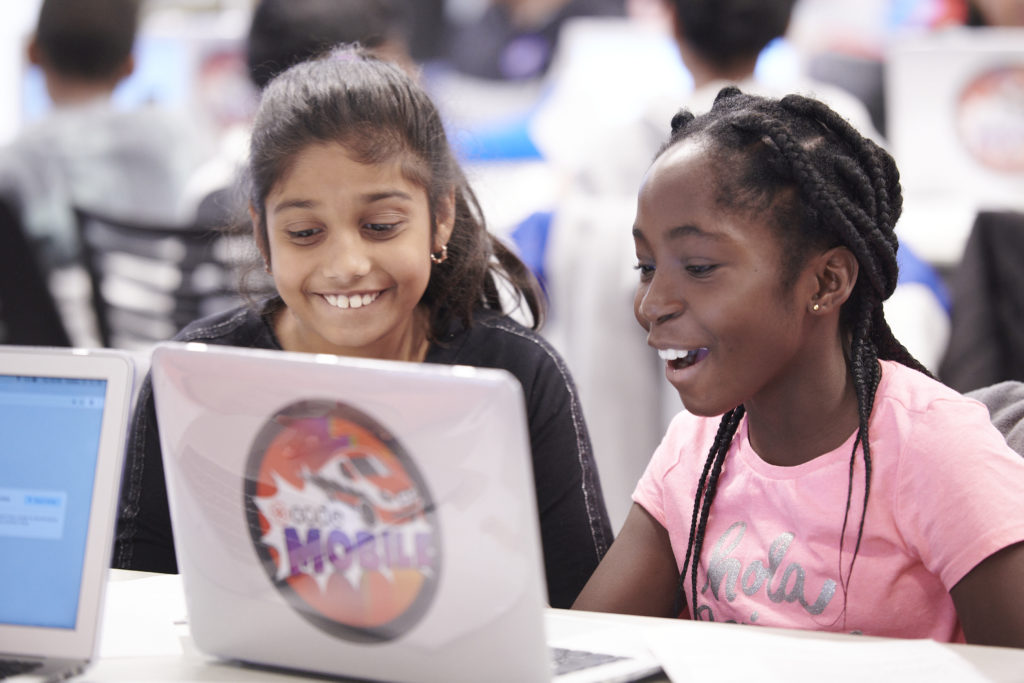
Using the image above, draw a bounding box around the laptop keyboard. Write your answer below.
[551,646,626,676]
[0,659,42,679]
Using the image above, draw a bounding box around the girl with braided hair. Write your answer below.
[573,87,1024,646]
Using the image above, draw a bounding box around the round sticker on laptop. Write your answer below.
[244,400,441,642]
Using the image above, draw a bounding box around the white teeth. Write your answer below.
[324,292,379,310]
[658,348,691,361]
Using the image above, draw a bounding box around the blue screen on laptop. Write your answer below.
[0,374,107,629]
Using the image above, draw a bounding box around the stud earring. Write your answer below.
[430,244,448,264]
[812,303,820,312]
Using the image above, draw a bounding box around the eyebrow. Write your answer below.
[271,190,415,216]
[631,224,725,242]
[363,190,414,203]
[272,198,318,215]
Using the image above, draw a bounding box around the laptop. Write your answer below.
[0,346,134,682]
[151,342,661,683]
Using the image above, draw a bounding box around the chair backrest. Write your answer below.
[0,196,71,346]
[74,207,264,350]
[939,210,1024,393]
[966,380,1024,458]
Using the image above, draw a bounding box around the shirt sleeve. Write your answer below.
[112,373,179,573]
[896,395,1024,589]
[632,410,703,529]
[523,338,613,608]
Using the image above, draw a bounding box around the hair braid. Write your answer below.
[730,113,892,304]
[780,96,901,301]
[676,406,744,619]
[836,295,879,611]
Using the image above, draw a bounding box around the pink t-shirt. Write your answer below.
[633,360,1024,642]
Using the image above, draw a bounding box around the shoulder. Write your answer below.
[0,120,63,170]
[634,410,721,514]
[873,360,1021,469]
[873,360,988,420]
[173,299,278,348]
[431,311,579,404]
[440,311,566,373]
[646,410,723,475]
[664,410,724,455]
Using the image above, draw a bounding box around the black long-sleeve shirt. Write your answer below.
[113,298,612,608]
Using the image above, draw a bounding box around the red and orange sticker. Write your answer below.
[244,400,440,642]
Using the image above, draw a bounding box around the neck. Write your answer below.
[502,0,571,28]
[678,45,757,90]
[44,73,119,107]
[744,338,862,467]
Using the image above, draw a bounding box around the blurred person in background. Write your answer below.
[182,0,415,229]
[966,0,1024,24]
[0,0,209,347]
[444,0,626,81]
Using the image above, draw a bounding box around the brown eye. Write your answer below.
[286,225,323,244]
[685,264,718,278]
[362,222,400,237]
[634,263,655,281]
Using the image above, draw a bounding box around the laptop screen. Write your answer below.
[0,373,108,630]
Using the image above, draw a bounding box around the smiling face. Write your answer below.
[259,142,452,361]
[632,137,820,417]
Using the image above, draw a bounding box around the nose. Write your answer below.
[635,271,683,330]
[321,229,371,283]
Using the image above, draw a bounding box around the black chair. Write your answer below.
[74,207,264,350]
[0,196,71,346]
[939,210,1024,393]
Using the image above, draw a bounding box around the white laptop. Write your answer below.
[0,346,134,682]
[151,342,661,683]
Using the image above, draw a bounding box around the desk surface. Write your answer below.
[78,570,1024,682]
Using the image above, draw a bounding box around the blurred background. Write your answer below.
[1,0,1021,531]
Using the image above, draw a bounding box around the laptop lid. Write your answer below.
[152,342,557,683]
[0,347,134,667]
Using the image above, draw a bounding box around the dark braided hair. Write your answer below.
[663,87,932,623]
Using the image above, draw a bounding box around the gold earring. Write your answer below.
[430,244,448,264]
[812,303,820,312]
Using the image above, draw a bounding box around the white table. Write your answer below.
[78,571,1024,682]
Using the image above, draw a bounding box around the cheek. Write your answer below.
[394,245,433,299]
[266,245,300,286]
[633,285,650,331]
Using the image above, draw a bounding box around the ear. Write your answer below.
[27,36,43,67]
[116,54,136,82]
[433,187,456,251]
[249,203,271,272]
[807,246,858,315]
[661,0,683,42]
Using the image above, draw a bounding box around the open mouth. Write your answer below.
[658,347,709,370]
[323,292,380,310]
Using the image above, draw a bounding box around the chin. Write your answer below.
[678,394,738,419]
